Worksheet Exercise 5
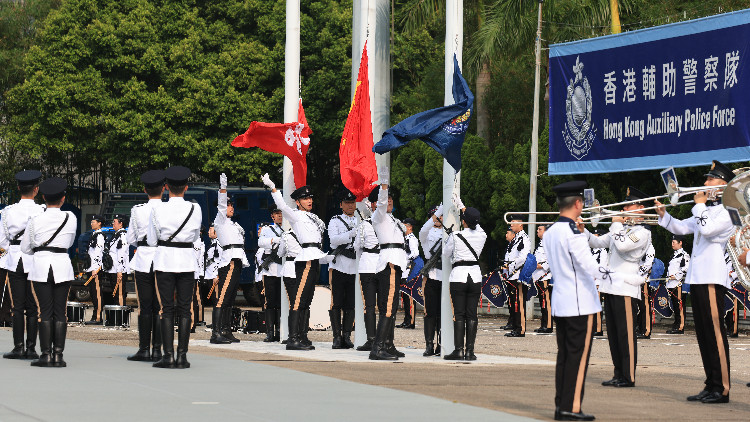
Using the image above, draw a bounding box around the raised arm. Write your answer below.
[215,173,228,225]
[692,203,734,239]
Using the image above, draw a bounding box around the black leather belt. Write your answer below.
[10,240,21,246]
[157,240,192,248]
[453,261,479,267]
[380,243,405,250]
[362,247,380,254]
[301,242,322,249]
[340,249,356,259]
[222,244,244,250]
[137,240,149,247]
[32,247,67,253]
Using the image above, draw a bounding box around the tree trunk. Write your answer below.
[475,60,491,145]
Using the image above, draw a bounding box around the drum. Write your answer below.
[104,305,132,327]
[308,285,332,330]
[67,301,85,323]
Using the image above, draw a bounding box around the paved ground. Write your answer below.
[2,311,750,421]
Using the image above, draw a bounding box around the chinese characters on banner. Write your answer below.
[548,9,750,175]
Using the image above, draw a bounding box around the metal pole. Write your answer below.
[280,0,301,341]
[440,0,463,356]
[527,1,543,319]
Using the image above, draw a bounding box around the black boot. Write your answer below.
[175,317,191,369]
[263,308,276,342]
[151,314,163,362]
[221,307,240,343]
[300,309,312,347]
[274,310,281,342]
[330,309,343,349]
[422,316,436,356]
[30,321,53,367]
[386,316,404,357]
[3,313,25,359]
[444,319,465,360]
[435,323,442,357]
[356,311,376,351]
[369,316,397,360]
[342,310,354,349]
[465,319,478,361]
[52,321,67,368]
[209,308,232,344]
[153,317,175,368]
[128,314,152,361]
[286,310,313,350]
[23,316,39,360]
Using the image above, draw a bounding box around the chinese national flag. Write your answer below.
[340,42,377,201]
[232,99,312,188]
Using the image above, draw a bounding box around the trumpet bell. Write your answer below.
[722,170,750,217]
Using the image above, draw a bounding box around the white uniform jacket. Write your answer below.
[666,248,689,289]
[277,230,301,278]
[106,229,130,274]
[355,219,380,274]
[371,187,408,273]
[0,199,45,273]
[126,198,162,272]
[193,239,205,279]
[214,191,249,268]
[271,191,326,262]
[506,230,530,281]
[532,241,551,283]
[21,208,77,283]
[638,243,655,282]
[328,214,357,275]
[586,222,651,299]
[659,202,734,287]
[443,224,486,284]
[147,197,203,273]
[204,239,221,280]
[258,223,284,277]
[418,219,443,281]
[403,232,420,279]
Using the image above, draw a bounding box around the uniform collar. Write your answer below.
[674,248,684,255]
[148,198,162,204]
[168,197,186,202]
[46,207,62,212]
[19,198,36,204]
[557,216,575,224]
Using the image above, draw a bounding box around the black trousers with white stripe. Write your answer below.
[690,284,731,395]
[603,293,638,383]
[554,314,594,414]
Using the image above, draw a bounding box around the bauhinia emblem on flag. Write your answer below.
[232,99,312,188]
[373,55,474,171]
[340,42,378,201]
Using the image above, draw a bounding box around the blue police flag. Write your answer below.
[373,55,473,171]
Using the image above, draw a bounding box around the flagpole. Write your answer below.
[528,0,543,319]
[280,0,301,341]
[440,0,463,356]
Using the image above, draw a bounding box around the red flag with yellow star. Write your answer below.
[340,42,377,201]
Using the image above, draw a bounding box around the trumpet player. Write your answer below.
[586,186,653,388]
[655,159,735,403]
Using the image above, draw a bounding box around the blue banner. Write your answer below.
[549,10,750,175]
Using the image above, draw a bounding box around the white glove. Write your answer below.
[452,191,465,211]
[377,166,390,186]
[261,173,276,190]
[347,229,357,240]
[434,203,444,218]
[220,173,227,190]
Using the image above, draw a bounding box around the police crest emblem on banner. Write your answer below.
[563,56,597,160]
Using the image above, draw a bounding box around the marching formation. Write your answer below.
[1,160,749,421]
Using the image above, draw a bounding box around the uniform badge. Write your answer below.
[628,233,640,243]
[568,221,580,234]
[658,296,669,309]
[563,56,597,160]
[490,284,502,297]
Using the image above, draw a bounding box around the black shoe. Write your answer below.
[30,321,53,368]
[636,333,650,339]
[151,314,163,361]
[286,310,314,351]
[465,319,478,361]
[222,329,240,343]
[299,309,314,349]
[423,343,436,357]
[342,310,355,349]
[209,308,232,344]
[175,353,191,369]
[388,346,405,358]
[444,349,464,360]
[555,410,595,421]
[601,377,621,386]
[129,314,153,361]
[128,349,151,361]
[174,317,191,369]
[3,345,24,359]
[369,317,398,360]
[52,321,67,368]
[153,317,176,368]
[687,390,711,401]
[22,348,39,360]
[505,331,525,337]
[613,380,635,388]
[23,317,39,360]
[395,321,409,328]
[728,333,739,338]
[666,329,684,334]
[445,319,465,360]
[264,308,276,342]
[701,392,729,403]
[746,382,750,387]
[356,340,373,351]
[501,323,513,330]
[84,320,103,325]
[330,309,344,349]
[592,331,603,337]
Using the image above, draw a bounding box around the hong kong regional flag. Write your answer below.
[340,42,377,201]
[232,99,312,188]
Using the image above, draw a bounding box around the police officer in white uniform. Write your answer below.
[533,224,553,334]
[125,170,165,362]
[262,174,326,351]
[107,214,130,307]
[22,177,77,368]
[85,214,106,324]
[502,227,516,330]
[587,186,652,388]
[191,229,205,332]
[147,166,203,369]
[211,174,250,344]
[1,170,45,360]
[397,217,420,329]
[258,209,284,342]
[636,242,656,339]
[590,226,609,336]
[418,205,444,356]
[665,235,689,334]
[505,215,531,337]
[368,169,408,361]
[354,198,381,352]
[327,189,358,349]
[656,160,735,403]
[544,181,634,421]
[443,193,486,361]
